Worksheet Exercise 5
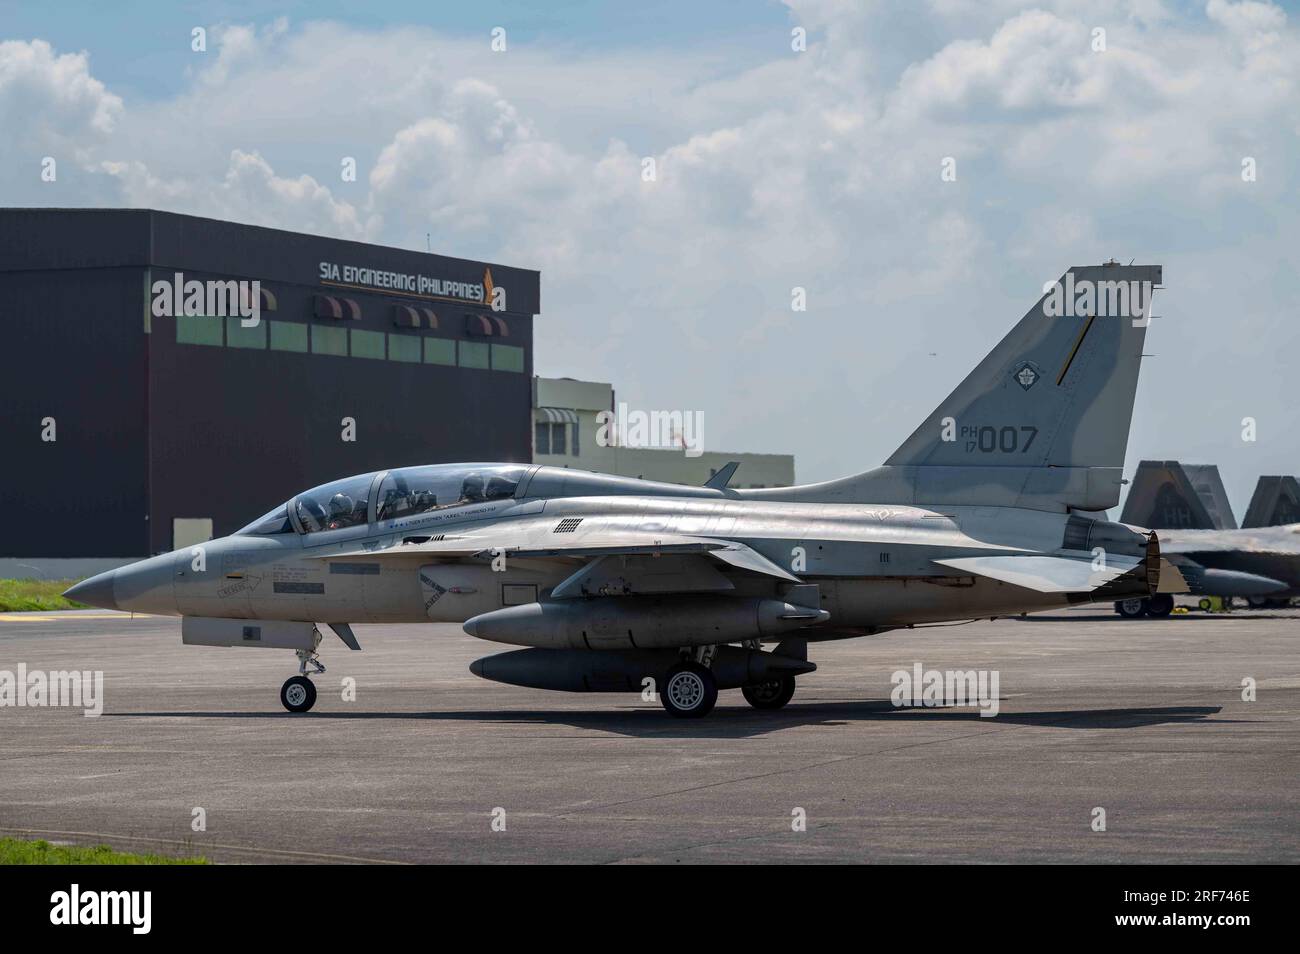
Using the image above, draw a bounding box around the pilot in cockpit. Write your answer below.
[327,492,360,530]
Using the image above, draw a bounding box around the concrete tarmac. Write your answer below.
[0,606,1295,863]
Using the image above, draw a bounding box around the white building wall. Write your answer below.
[533,376,795,489]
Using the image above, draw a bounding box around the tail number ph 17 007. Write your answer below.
[961,425,1038,454]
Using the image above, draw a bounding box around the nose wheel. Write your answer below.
[280,675,317,713]
[281,645,326,713]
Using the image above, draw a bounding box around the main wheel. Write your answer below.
[742,676,796,710]
[1115,598,1147,619]
[1145,593,1175,618]
[660,662,718,718]
[280,676,317,713]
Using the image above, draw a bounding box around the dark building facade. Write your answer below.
[0,209,539,558]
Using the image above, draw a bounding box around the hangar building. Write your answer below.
[0,209,539,568]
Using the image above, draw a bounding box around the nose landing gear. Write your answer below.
[280,675,317,713]
[280,645,326,713]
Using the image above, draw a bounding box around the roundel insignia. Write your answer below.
[1013,361,1041,390]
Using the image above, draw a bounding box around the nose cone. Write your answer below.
[64,570,119,610]
[468,658,485,678]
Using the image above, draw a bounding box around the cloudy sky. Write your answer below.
[3,0,1297,516]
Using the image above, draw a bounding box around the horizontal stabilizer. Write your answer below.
[933,554,1141,593]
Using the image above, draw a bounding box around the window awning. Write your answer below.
[393,304,438,329]
[240,286,277,312]
[465,313,510,337]
[537,407,578,423]
[314,294,361,320]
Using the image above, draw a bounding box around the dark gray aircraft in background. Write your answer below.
[68,263,1183,717]
[1116,462,1300,617]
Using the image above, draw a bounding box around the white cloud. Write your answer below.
[0,38,122,197]
[102,149,371,239]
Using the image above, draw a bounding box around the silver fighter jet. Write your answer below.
[68,263,1181,717]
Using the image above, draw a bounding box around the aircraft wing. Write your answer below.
[932,554,1142,593]
[316,525,801,582]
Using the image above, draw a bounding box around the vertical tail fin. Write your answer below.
[756,263,1160,511]
[887,264,1158,473]
[1242,476,1300,528]
[1120,460,1234,529]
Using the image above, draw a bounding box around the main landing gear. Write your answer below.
[742,676,797,710]
[658,643,802,718]
[1114,593,1174,619]
[280,645,326,713]
[660,661,719,718]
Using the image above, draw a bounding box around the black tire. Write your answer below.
[280,675,317,713]
[742,676,796,710]
[1145,593,1175,618]
[1198,598,1213,612]
[1115,598,1147,619]
[660,662,718,718]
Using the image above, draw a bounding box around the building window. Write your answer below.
[269,320,308,352]
[535,421,570,455]
[176,315,223,347]
[491,343,524,373]
[423,338,456,366]
[460,340,490,369]
[351,329,386,360]
[388,334,421,363]
[312,324,348,357]
[224,316,267,349]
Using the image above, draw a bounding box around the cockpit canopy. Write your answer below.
[236,464,529,536]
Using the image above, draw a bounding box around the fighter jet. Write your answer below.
[1116,462,1300,616]
[67,263,1181,718]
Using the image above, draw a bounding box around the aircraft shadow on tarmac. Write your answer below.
[1015,612,1295,622]
[108,702,1227,739]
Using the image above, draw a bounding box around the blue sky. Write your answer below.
[2,0,794,99]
